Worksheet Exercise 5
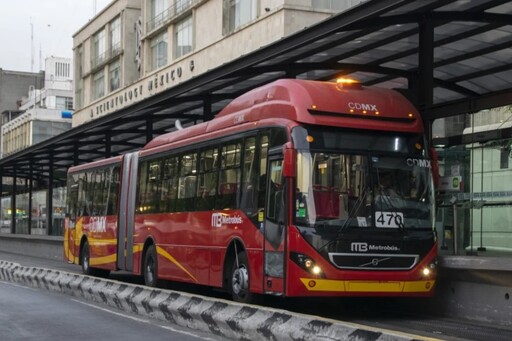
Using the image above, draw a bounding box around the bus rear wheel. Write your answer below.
[143,245,160,287]
[81,240,92,275]
[230,251,253,303]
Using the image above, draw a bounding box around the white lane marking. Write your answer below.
[71,299,219,341]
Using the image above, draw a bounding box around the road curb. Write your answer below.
[0,260,430,341]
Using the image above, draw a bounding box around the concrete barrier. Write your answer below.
[0,234,62,261]
[0,260,431,341]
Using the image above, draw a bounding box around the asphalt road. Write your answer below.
[2,251,512,341]
[0,279,225,341]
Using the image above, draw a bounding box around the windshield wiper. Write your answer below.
[318,183,370,252]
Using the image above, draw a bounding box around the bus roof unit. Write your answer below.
[145,79,422,150]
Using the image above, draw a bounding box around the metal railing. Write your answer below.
[91,44,123,70]
[146,0,201,33]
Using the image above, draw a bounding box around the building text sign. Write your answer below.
[88,59,195,121]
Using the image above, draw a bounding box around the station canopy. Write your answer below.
[1,0,511,184]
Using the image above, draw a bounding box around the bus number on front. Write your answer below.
[376,211,403,228]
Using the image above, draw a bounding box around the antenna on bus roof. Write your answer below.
[175,119,184,130]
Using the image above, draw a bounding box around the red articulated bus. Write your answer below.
[64,78,437,302]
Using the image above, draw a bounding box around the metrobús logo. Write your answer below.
[350,242,400,252]
[211,213,243,228]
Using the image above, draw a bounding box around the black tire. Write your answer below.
[143,245,160,287]
[81,240,93,275]
[229,251,253,303]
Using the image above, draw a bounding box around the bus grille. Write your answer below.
[328,253,419,270]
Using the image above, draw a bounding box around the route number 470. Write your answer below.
[376,211,404,228]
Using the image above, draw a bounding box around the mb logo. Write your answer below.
[351,242,368,252]
[211,213,223,228]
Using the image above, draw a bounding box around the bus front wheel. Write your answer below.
[143,245,160,287]
[230,251,253,303]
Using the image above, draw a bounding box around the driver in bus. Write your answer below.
[377,171,400,197]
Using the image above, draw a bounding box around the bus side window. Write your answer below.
[98,169,108,216]
[136,161,149,213]
[258,134,269,210]
[148,160,162,213]
[107,166,120,216]
[67,173,80,219]
[160,156,179,213]
[176,152,197,212]
[84,171,94,216]
[240,137,257,216]
[216,141,241,210]
[77,173,86,217]
[196,147,218,211]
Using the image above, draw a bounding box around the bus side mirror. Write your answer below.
[283,143,296,178]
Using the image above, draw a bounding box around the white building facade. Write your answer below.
[72,0,364,126]
[1,57,73,157]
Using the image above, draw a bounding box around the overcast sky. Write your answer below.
[0,0,112,72]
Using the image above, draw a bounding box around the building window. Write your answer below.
[225,0,257,34]
[93,29,106,68]
[55,62,70,77]
[151,31,168,70]
[148,0,168,31]
[176,0,192,14]
[75,81,82,109]
[110,16,121,55]
[501,145,510,169]
[175,16,193,59]
[65,97,73,110]
[56,97,65,109]
[56,97,73,110]
[93,70,105,100]
[75,46,83,108]
[109,59,120,92]
[151,0,166,18]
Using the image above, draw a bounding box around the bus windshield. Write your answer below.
[294,130,435,234]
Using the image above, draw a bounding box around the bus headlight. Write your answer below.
[291,252,325,278]
[421,259,437,278]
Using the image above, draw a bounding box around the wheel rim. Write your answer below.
[232,265,249,297]
[82,246,90,272]
[146,256,155,285]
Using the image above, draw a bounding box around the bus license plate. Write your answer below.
[376,211,404,228]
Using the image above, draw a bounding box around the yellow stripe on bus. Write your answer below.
[132,244,144,253]
[156,246,199,283]
[88,238,118,245]
[90,254,117,266]
[299,278,434,293]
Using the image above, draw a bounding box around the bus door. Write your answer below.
[117,152,138,271]
[263,155,286,295]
